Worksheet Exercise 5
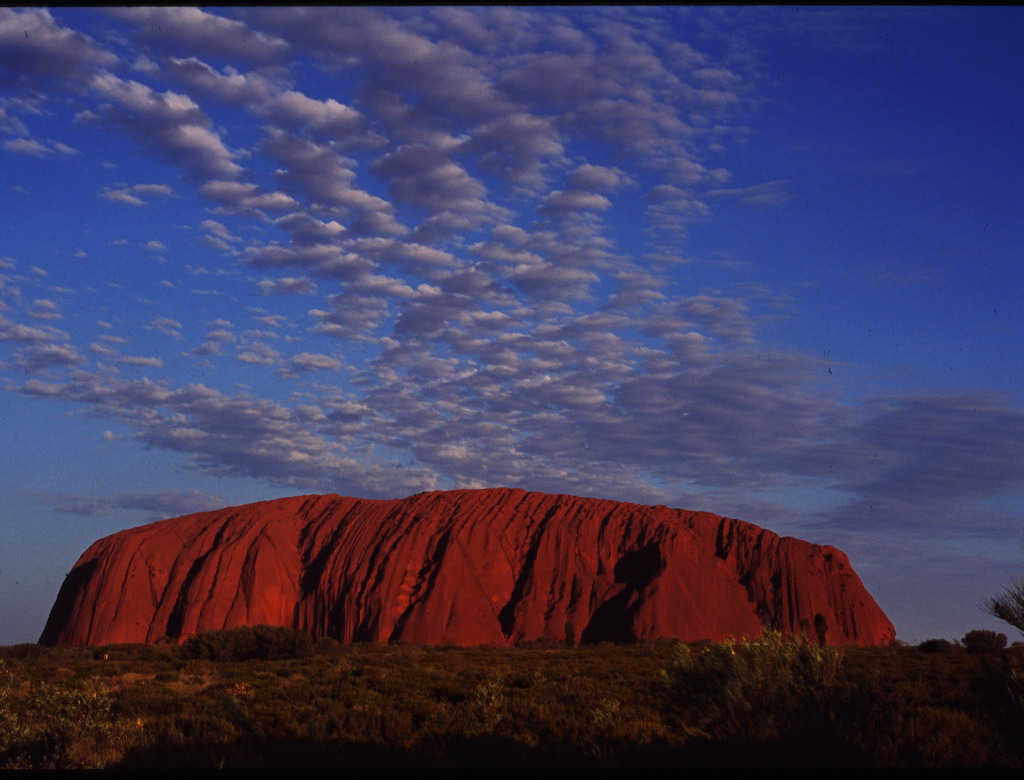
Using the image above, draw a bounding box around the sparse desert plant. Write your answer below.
[662,630,840,743]
[993,583,1024,633]
[961,629,1007,653]
[982,559,1024,635]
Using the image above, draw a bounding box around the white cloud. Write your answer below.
[18,372,435,495]
[0,8,118,84]
[235,341,280,366]
[261,131,404,235]
[27,299,61,320]
[290,352,341,372]
[108,8,289,66]
[257,277,317,296]
[89,72,243,181]
[199,179,299,215]
[148,316,183,339]
[100,183,176,206]
[14,342,85,372]
[0,315,66,344]
[38,487,228,520]
[2,138,48,156]
[117,354,164,368]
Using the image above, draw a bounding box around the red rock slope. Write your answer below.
[39,488,895,647]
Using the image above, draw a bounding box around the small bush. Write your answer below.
[662,630,840,743]
[918,638,955,654]
[178,625,312,662]
[961,630,1007,654]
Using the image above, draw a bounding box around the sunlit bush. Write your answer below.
[662,630,840,743]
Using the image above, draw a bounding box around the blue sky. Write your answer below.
[2,7,1023,644]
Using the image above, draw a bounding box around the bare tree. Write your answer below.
[983,576,1024,635]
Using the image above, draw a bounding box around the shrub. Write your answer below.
[917,638,955,654]
[178,625,312,662]
[843,696,997,767]
[961,630,1007,654]
[662,630,840,743]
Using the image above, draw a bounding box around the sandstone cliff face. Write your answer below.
[39,488,895,647]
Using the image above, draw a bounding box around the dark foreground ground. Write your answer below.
[1,628,1022,768]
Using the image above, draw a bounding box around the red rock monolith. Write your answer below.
[39,488,895,647]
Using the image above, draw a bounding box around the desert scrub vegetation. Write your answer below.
[0,658,143,768]
[1,629,1023,767]
[178,625,313,662]
[961,629,1008,653]
[662,630,840,745]
[917,638,956,653]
